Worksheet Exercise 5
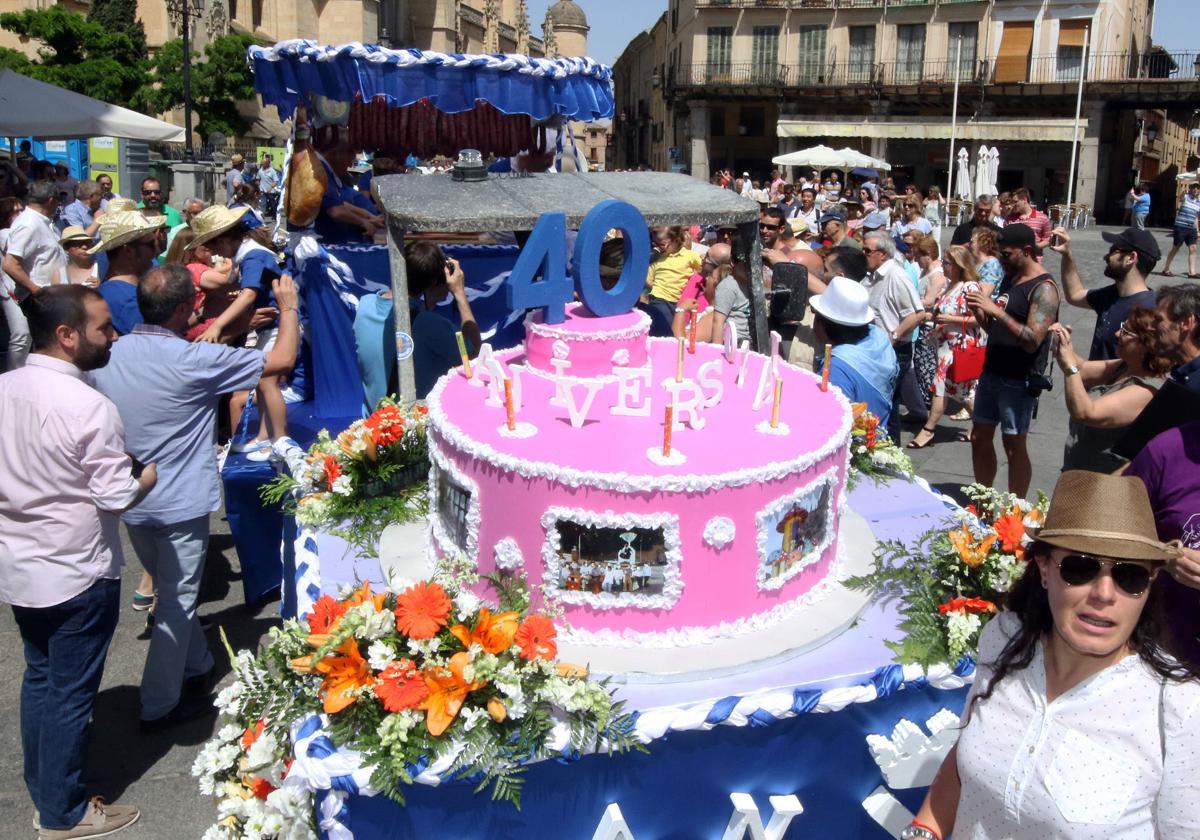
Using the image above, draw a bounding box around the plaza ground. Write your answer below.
[0,224,1172,837]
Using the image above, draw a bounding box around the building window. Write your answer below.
[796,25,827,85]
[751,26,779,84]
[707,27,733,83]
[896,24,926,83]
[711,109,726,138]
[848,26,875,83]
[1057,20,1089,81]
[995,21,1034,84]
[741,106,766,137]
[251,0,262,29]
[947,21,977,80]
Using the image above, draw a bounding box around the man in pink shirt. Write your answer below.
[1005,186,1053,250]
[0,285,157,840]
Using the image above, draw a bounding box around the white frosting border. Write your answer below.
[754,465,840,592]
[425,342,854,495]
[702,516,736,550]
[427,435,481,566]
[526,305,651,343]
[540,507,683,610]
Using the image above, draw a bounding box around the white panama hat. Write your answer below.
[809,275,875,327]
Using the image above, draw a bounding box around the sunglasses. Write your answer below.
[142,189,161,196]
[1055,553,1153,596]
[759,222,781,231]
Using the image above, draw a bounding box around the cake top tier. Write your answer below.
[524,302,651,378]
[428,317,851,493]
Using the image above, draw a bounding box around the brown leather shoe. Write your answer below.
[37,797,139,839]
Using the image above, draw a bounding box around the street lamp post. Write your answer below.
[167,0,204,161]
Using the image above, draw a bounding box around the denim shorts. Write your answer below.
[972,372,1038,436]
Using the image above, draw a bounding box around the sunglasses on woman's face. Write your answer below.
[1055,553,1153,596]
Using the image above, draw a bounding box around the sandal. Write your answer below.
[949,408,971,421]
[1161,270,1175,277]
[1188,273,1200,279]
[907,426,937,449]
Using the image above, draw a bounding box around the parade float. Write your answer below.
[202,40,1043,840]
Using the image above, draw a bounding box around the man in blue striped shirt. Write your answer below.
[1162,181,1200,278]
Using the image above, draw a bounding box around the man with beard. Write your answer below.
[1051,226,1159,361]
[0,285,157,839]
[949,195,1002,247]
[136,177,181,230]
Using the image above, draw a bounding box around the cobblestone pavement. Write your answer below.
[0,223,1183,838]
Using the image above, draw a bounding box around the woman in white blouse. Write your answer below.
[905,470,1199,840]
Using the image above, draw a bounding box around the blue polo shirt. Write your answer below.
[99,279,142,335]
[90,324,265,526]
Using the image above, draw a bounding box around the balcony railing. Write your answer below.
[670,50,1200,91]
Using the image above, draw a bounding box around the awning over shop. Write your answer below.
[777,118,1087,144]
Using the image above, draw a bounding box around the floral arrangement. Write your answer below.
[262,399,430,557]
[845,483,1049,668]
[847,403,913,487]
[194,566,642,840]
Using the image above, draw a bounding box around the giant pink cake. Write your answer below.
[424,302,853,654]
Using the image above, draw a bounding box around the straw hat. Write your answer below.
[1036,471,1177,562]
[187,205,249,249]
[58,225,93,247]
[87,211,166,255]
[106,198,139,213]
[809,275,875,327]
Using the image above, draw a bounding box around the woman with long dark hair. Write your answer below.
[904,471,1199,840]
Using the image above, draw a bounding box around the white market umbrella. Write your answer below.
[974,147,991,199]
[772,144,854,169]
[835,147,892,172]
[954,148,972,199]
[0,69,185,142]
[986,146,1000,195]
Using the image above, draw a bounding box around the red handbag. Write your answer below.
[947,316,985,383]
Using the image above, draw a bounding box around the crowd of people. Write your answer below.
[0,147,1198,838]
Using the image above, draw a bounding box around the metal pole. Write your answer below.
[946,37,962,215]
[386,217,418,407]
[182,0,194,162]
[1065,27,1089,209]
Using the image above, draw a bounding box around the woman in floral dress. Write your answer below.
[908,245,985,449]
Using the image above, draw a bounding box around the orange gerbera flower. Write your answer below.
[376,658,430,712]
[948,526,997,568]
[345,581,387,613]
[449,608,520,655]
[307,594,348,635]
[313,638,373,714]
[394,581,453,639]
[323,454,342,487]
[938,597,998,615]
[993,506,1027,556]
[514,615,558,661]
[420,651,485,736]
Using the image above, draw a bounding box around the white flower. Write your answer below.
[331,474,354,496]
[454,589,481,617]
[216,723,243,744]
[945,610,983,661]
[367,640,396,671]
[215,681,244,714]
[348,603,394,640]
[245,730,278,772]
[459,705,488,731]
[702,516,736,550]
[493,538,523,571]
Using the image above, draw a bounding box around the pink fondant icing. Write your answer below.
[523,302,650,379]
[427,316,853,642]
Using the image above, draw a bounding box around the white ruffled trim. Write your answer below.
[702,516,736,550]
[541,508,683,610]
[526,306,650,343]
[754,466,840,592]
[493,538,523,571]
[427,436,481,565]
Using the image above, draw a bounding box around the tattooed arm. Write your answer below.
[968,279,1058,354]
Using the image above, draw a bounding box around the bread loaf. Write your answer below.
[285,145,327,228]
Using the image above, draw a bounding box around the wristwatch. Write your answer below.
[1064,364,1080,376]
[900,826,939,840]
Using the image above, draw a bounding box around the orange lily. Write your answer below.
[345,581,387,613]
[337,426,377,462]
[948,525,997,568]
[448,608,520,655]
[313,638,374,714]
[420,651,485,736]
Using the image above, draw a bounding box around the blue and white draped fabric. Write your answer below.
[273,116,296,246]
[248,41,615,122]
[293,236,390,313]
[287,714,379,840]
[271,437,325,618]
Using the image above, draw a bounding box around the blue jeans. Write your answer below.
[127,515,213,721]
[12,578,120,830]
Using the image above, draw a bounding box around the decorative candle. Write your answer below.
[687,310,697,355]
[676,337,685,382]
[456,331,473,378]
[771,379,783,429]
[820,343,832,392]
[503,378,516,430]
[663,404,674,457]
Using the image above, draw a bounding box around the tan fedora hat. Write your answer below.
[106,198,139,213]
[58,225,93,247]
[187,205,249,250]
[87,211,166,255]
[1035,470,1176,562]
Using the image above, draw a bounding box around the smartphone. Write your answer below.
[1050,332,1061,355]
[1050,234,1063,248]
